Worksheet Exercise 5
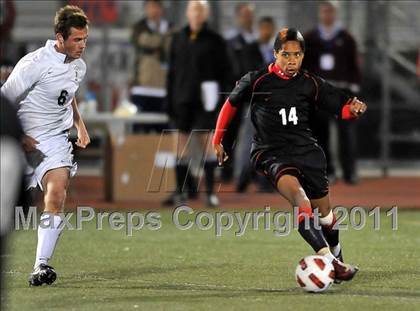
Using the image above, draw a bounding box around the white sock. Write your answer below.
[331,243,342,257]
[319,210,334,226]
[323,251,336,262]
[34,214,64,268]
[317,247,336,262]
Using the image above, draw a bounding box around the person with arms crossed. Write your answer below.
[213,28,367,283]
[1,5,90,286]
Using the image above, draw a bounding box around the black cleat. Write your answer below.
[161,193,190,207]
[29,264,57,286]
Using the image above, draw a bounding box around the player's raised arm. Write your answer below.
[71,97,90,148]
[212,72,253,165]
[313,75,367,120]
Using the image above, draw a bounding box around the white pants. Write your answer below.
[25,133,77,191]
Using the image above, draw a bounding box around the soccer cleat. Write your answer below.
[162,192,194,207]
[333,250,345,284]
[331,259,358,282]
[162,193,188,207]
[161,193,178,207]
[29,264,57,286]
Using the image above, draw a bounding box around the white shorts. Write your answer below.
[25,133,77,191]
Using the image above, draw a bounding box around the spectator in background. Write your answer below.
[227,3,257,79]
[235,16,276,192]
[222,3,257,182]
[131,0,172,112]
[1,98,25,299]
[165,0,230,207]
[0,0,16,84]
[0,0,16,59]
[303,0,361,184]
[241,16,276,72]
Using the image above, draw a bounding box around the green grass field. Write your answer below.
[2,208,420,310]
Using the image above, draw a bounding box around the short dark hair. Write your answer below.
[258,16,275,26]
[273,28,305,52]
[54,5,89,40]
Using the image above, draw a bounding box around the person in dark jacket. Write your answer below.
[227,3,257,80]
[303,1,361,184]
[222,3,257,181]
[166,0,231,207]
[241,16,276,73]
[235,16,276,192]
[131,0,172,112]
[1,97,24,299]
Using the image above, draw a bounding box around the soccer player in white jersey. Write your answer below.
[1,5,90,286]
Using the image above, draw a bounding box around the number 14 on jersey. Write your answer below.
[279,107,298,125]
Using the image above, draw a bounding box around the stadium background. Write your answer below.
[1,1,420,310]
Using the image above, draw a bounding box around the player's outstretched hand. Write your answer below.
[348,97,367,117]
[76,126,90,148]
[22,135,39,152]
[213,143,229,166]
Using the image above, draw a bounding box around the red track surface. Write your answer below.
[67,176,420,210]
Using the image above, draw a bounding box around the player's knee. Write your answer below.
[277,175,310,207]
[44,188,66,211]
[290,186,310,207]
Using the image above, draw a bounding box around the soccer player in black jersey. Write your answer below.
[213,28,366,282]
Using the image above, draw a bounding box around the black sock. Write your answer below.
[298,217,328,253]
[175,163,189,195]
[204,161,217,195]
[322,226,339,248]
[186,172,198,198]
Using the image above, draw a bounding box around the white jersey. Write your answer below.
[1,40,86,142]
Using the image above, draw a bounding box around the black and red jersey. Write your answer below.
[213,63,355,156]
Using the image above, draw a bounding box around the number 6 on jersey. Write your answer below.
[279,106,298,125]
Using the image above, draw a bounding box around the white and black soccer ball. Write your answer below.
[295,255,335,292]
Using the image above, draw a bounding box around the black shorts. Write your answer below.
[172,103,216,133]
[252,144,329,199]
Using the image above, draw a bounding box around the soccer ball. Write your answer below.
[295,255,335,293]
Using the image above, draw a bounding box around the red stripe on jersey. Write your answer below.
[313,258,326,270]
[304,73,319,102]
[252,67,272,92]
[309,273,326,289]
[275,166,300,178]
